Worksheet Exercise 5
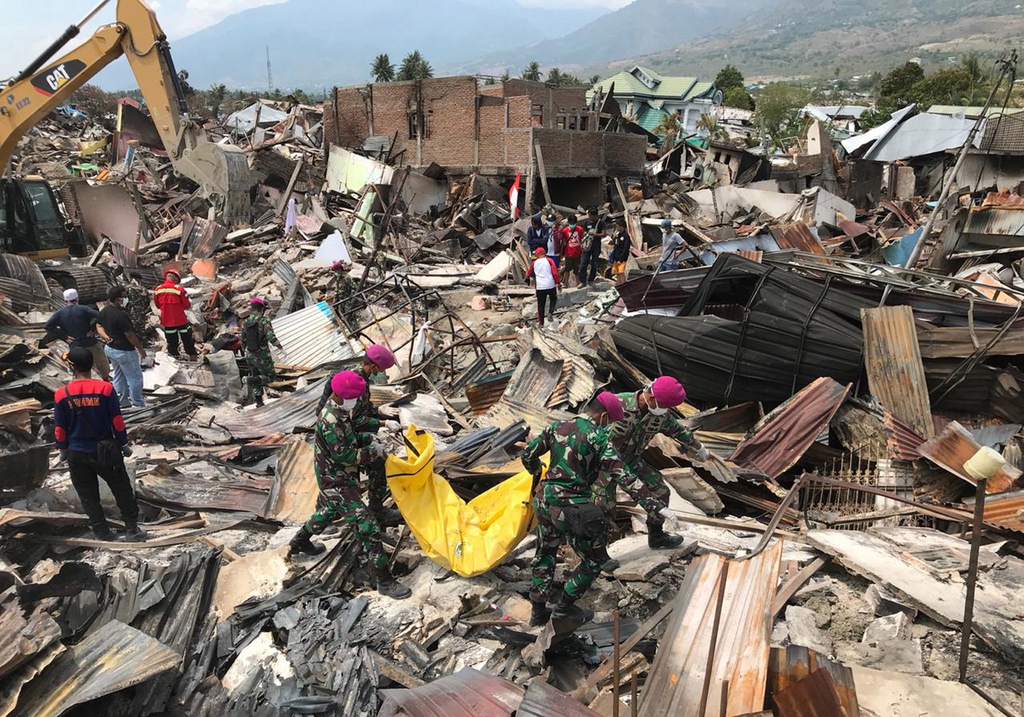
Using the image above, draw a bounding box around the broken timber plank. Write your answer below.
[771,558,828,619]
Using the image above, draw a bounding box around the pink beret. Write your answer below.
[596,391,625,422]
[651,376,687,408]
[365,344,395,370]
[331,370,367,400]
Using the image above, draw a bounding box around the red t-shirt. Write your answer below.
[561,226,585,258]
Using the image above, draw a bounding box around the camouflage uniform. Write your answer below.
[331,273,359,330]
[521,416,623,604]
[608,391,703,529]
[126,284,156,342]
[243,314,278,404]
[304,401,387,570]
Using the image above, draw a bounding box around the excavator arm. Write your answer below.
[0,0,251,219]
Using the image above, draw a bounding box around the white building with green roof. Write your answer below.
[589,65,722,136]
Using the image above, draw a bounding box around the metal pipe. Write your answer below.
[959,476,987,683]
[613,609,620,717]
[630,672,638,717]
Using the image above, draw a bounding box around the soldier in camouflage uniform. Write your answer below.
[242,297,283,408]
[125,281,156,342]
[329,261,360,330]
[521,392,626,627]
[290,370,411,599]
[609,376,709,551]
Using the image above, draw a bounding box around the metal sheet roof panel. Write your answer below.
[379,668,524,717]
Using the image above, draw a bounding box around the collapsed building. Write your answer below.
[1,69,1024,717]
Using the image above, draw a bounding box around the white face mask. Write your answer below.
[649,406,668,416]
[120,297,129,308]
[339,398,358,411]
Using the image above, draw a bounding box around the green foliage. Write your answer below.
[371,54,396,83]
[960,53,995,103]
[754,82,811,149]
[67,84,118,118]
[877,61,924,114]
[913,68,973,107]
[546,67,585,87]
[500,70,511,83]
[397,51,433,81]
[714,64,745,93]
[208,84,227,116]
[589,74,602,86]
[723,86,754,111]
[696,112,729,141]
[522,61,542,82]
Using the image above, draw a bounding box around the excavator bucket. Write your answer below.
[179,143,253,223]
[386,425,536,577]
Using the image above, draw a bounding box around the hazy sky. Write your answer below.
[0,0,631,78]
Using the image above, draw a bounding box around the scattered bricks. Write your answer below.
[784,605,833,656]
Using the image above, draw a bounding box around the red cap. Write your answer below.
[331,370,366,400]
[651,376,687,408]
[596,391,625,422]
[332,260,349,272]
[533,247,546,257]
[365,344,395,370]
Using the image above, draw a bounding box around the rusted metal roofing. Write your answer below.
[768,645,860,717]
[465,372,512,415]
[517,681,601,717]
[378,668,524,717]
[981,190,1024,209]
[504,348,563,407]
[861,305,934,440]
[882,409,924,460]
[615,265,712,311]
[520,328,604,408]
[771,222,825,254]
[136,470,272,515]
[0,278,48,312]
[271,301,355,369]
[735,249,763,262]
[731,377,851,479]
[638,540,782,716]
[964,206,1024,238]
[916,321,1024,360]
[215,379,327,440]
[181,216,229,259]
[481,396,573,435]
[968,490,1024,533]
[264,438,318,525]
[918,420,1022,494]
[109,241,139,268]
[772,667,851,716]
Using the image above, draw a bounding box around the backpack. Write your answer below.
[243,319,267,353]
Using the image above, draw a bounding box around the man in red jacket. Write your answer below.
[153,270,197,359]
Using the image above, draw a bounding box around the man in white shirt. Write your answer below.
[658,219,688,272]
[526,247,561,327]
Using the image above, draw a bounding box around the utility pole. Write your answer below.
[266,46,273,95]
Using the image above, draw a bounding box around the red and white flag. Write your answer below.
[509,172,521,219]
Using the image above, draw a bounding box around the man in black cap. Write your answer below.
[53,347,147,542]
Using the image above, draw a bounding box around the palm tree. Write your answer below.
[960,53,994,104]
[546,67,563,86]
[397,51,432,81]
[522,61,541,82]
[653,111,682,154]
[696,112,729,141]
[371,54,395,83]
[589,74,602,86]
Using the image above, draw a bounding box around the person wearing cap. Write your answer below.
[657,219,688,273]
[526,213,550,256]
[315,344,403,524]
[292,370,412,600]
[559,215,585,288]
[329,260,356,305]
[544,212,563,267]
[154,270,197,359]
[242,297,283,408]
[520,391,626,627]
[53,346,146,542]
[43,288,110,382]
[609,376,708,549]
[525,246,561,328]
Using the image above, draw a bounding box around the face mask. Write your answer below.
[649,406,668,416]
[120,297,129,307]
[370,371,387,385]
[570,224,577,230]
[339,398,358,411]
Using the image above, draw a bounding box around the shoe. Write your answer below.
[373,506,404,527]
[290,527,325,556]
[255,397,265,408]
[91,526,117,541]
[552,599,594,624]
[648,525,685,549]
[376,574,412,600]
[124,523,148,542]
[529,600,551,627]
[601,558,621,574]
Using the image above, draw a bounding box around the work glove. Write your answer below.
[383,420,402,432]
[694,446,709,462]
[122,445,133,458]
[379,405,401,419]
[58,450,67,463]
[369,436,387,458]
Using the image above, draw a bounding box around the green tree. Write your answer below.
[697,112,729,141]
[208,83,227,116]
[397,51,433,81]
[960,53,994,103]
[755,82,811,149]
[878,62,925,113]
[912,68,973,107]
[68,84,118,120]
[500,70,511,83]
[522,61,542,82]
[653,110,683,153]
[723,86,754,111]
[546,67,563,85]
[371,53,396,83]
[589,74,602,86]
[714,64,745,93]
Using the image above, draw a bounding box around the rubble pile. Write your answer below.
[2,89,1024,717]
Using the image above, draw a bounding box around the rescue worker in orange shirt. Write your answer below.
[153,270,198,359]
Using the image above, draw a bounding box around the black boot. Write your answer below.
[368,495,403,527]
[648,523,685,549]
[255,396,265,408]
[91,523,117,542]
[529,600,551,627]
[375,566,411,600]
[552,596,594,624]
[290,526,325,556]
[601,558,621,574]
[124,521,148,542]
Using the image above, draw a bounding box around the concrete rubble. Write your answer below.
[2,80,1024,717]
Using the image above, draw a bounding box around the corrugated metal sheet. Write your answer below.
[970,491,1024,533]
[504,349,563,407]
[864,111,978,162]
[882,409,924,460]
[110,242,138,268]
[272,258,314,308]
[772,222,824,255]
[481,397,573,435]
[215,379,327,440]
[519,328,603,408]
[41,265,110,305]
[638,540,782,717]
[916,322,1024,359]
[861,306,934,440]
[918,420,1022,494]
[264,438,318,524]
[271,302,355,369]
[615,265,712,311]
[181,216,229,259]
[0,278,47,312]
[731,377,851,479]
[379,668,524,717]
[0,254,49,297]
[465,372,512,415]
[772,667,849,717]
[10,620,179,717]
[735,249,763,262]
[981,190,1024,209]
[517,681,601,717]
[768,645,860,717]
[136,471,272,515]
[964,207,1024,238]
[968,424,1022,450]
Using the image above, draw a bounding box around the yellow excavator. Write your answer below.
[0,0,252,258]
